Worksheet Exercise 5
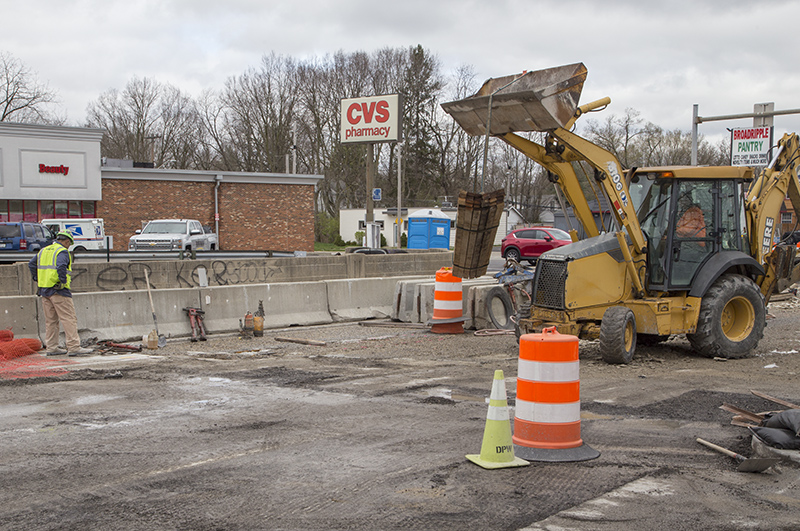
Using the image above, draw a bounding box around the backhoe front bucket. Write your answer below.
[441,63,587,135]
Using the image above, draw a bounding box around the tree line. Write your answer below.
[1,48,729,241]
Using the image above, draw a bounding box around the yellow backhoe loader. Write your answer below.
[442,63,800,363]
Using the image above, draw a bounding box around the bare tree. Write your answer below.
[86,77,199,167]
[0,52,62,124]
[583,108,722,168]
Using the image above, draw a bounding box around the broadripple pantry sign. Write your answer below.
[340,94,402,144]
[731,127,771,167]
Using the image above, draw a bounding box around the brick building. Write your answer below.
[100,163,321,251]
[0,122,322,251]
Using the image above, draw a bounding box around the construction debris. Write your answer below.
[96,341,142,354]
[274,337,327,346]
[716,390,800,459]
[358,320,428,329]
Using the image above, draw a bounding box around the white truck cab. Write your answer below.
[42,218,109,252]
[128,219,217,251]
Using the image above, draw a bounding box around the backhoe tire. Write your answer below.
[485,286,515,330]
[599,306,636,364]
[687,274,765,359]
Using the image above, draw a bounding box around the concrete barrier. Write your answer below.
[0,251,454,296]
[393,277,496,327]
[0,295,40,338]
[1,272,505,344]
[199,282,333,334]
[73,288,203,342]
[327,277,420,322]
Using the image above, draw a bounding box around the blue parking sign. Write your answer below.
[372,188,382,201]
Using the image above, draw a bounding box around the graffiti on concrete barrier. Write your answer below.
[71,261,285,291]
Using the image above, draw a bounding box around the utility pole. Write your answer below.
[396,142,403,248]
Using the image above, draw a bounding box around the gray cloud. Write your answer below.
[2,0,798,142]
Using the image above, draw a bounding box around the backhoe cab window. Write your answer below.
[671,181,716,287]
[636,178,674,285]
[628,172,657,213]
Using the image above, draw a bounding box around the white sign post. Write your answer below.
[730,126,772,167]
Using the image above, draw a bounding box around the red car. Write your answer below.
[501,226,572,264]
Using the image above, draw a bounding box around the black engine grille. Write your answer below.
[533,259,567,310]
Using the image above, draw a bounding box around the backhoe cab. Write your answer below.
[442,63,800,364]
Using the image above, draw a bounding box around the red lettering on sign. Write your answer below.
[347,99,392,125]
[347,103,362,125]
[361,101,376,122]
[38,164,70,176]
[375,100,389,123]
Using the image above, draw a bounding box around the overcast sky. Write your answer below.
[4,0,800,145]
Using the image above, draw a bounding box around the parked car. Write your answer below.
[501,226,572,264]
[42,218,108,252]
[0,222,54,251]
[128,219,217,251]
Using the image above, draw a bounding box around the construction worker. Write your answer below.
[28,231,93,356]
[676,201,706,239]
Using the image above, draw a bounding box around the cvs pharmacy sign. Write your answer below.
[340,94,402,144]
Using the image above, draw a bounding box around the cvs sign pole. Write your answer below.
[341,94,402,230]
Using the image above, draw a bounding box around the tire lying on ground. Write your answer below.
[687,274,765,359]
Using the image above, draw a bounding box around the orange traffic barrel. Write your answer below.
[428,267,465,334]
[512,327,599,462]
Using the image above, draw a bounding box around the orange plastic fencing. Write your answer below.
[0,338,43,361]
[0,329,13,342]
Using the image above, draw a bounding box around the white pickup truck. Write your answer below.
[128,219,218,251]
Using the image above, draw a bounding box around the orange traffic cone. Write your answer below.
[466,370,530,469]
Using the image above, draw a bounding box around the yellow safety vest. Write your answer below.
[37,243,72,290]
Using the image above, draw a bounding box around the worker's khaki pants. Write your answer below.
[41,294,80,351]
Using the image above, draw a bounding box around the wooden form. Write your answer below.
[452,189,505,279]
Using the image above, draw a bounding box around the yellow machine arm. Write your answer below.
[745,133,800,297]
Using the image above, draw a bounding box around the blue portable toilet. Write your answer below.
[407,209,451,249]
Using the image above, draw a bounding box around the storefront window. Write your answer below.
[24,201,37,222]
[9,200,22,222]
[69,201,81,217]
[0,201,7,221]
[41,201,54,218]
[83,201,96,217]
[55,201,68,217]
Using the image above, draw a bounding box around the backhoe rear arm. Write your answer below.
[746,133,800,298]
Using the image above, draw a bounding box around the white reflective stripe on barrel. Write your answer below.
[518,359,579,383]
[434,281,462,292]
[434,300,462,310]
[515,399,581,424]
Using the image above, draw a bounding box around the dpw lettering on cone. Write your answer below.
[428,267,465,334]
[513,327,599,462]
[466,370,529,469]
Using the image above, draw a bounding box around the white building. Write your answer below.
[339,206,526,248]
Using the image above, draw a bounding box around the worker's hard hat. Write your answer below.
[56,231,74,244]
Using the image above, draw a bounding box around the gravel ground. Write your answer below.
[1,300,799,530]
